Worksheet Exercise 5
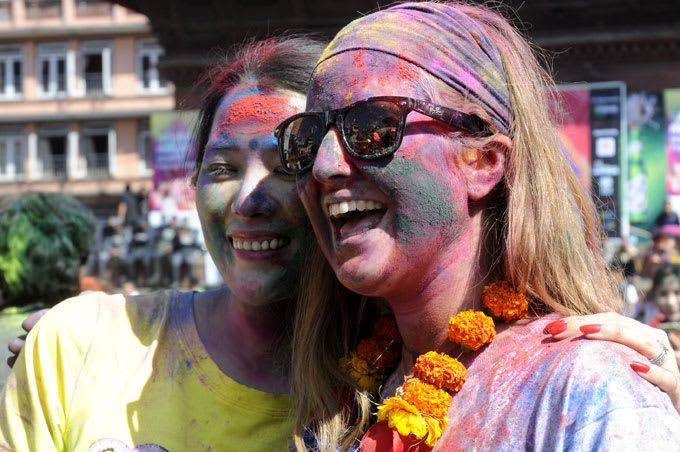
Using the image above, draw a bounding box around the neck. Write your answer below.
[386,216,497,361]
[194,286,292,393]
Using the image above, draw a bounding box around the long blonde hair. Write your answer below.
[292,2,622,450]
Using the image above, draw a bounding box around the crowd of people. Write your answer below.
[2,2,680,451]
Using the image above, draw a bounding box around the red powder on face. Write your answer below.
[395,60,419,82]
[221,94,297,129]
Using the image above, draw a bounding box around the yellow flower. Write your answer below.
[401,377,452,418]
[481,280,528,322]
[377,396,428,439]
[339,352,386,393]
[377,396,447,447]
[448,310,496,351]
[413,351,467,393]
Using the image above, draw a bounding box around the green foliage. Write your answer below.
[0,193,96,308]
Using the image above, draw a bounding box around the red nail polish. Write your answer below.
[631,361,650,373]
[544,319,567,335]
[579,324,602,334]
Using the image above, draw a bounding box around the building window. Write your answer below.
[25,0,62,19]
[138,119,152,174]
[81,42,111,97]
[0,0,11,21]
[76,0,111,17]
[82,124,110,178]
[0,133,25,181]
[37,44,67,98]
[0,46,22,99]
[38,126,68,180]
[137,40,169,93]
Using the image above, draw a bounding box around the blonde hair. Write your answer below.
[292,2,623,450]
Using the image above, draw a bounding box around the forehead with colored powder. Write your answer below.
[217,84,302,136]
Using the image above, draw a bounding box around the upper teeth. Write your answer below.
[232,238,287,251]
[327,200,385,218]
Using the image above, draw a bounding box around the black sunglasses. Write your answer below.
[275,96,491,174]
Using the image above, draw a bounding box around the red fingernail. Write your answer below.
[544,319,567,335]
[631,361,650,373]
[579,324,602,334]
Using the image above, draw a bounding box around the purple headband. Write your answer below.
[317,2,512,136]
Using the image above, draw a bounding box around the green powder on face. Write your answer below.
[364,158,457,243]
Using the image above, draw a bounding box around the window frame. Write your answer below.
[0,45,24,100]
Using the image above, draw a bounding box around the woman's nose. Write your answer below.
[231,170,277,218]
[311,128,354,185]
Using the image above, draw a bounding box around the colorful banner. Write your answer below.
[553,87,591,190]
[627,91,666,231]
[149,111,198,212]
[665,89,680,215]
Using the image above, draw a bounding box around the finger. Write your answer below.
[8,336,26,355]
[544,313,629,340]
[21,308,49,332]
[576,322,661,359]
[631,361,680,411]
[6,355,16,369]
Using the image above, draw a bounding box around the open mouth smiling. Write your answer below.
[229,236,290,251]
[326,199,387,239]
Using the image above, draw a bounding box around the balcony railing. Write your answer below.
[26,0,62,19]
[43,153,67,180]
[76,1,112,17]
[86,152,109,178]
[84,73,104,96]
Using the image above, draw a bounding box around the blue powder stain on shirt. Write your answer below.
[185,360,193,369]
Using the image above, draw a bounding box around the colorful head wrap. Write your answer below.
[317,2,512,136]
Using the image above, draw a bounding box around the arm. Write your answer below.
[544,312,680,412]
[6,308,49,368]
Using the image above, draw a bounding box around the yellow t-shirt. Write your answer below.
[0,291,294,452]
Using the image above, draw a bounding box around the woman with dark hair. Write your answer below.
[0,36,327,452]
[280,3,680,450]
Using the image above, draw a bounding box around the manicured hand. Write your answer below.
[7,308,49,368]
[543,312,680,412]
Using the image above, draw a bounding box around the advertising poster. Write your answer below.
[627,92,666,231]
[553,87,592,190]
[589,83,625,238]
[149,111,198,213]
[665,89,680,212]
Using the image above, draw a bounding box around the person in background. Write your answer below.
[118,184,141,230]
[655,199,680,230]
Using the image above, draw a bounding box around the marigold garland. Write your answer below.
[481,280,528,322]
[448,310,496,351]
[373,314,401,342]
[356,281,528,450]
[400,377,452,418]
[412,351,467,393]
[339,352,385,393]
[357,336,401,371]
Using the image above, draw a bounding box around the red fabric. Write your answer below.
[360,421,433,452]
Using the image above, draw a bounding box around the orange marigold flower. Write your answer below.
[356,336,401,371]
[447,310,495,351]
[373,315,401,342]
[481,280,528,322]
[401,377,452,418]
[412,351,467,393]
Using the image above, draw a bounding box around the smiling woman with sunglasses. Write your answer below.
[288,2,680,451]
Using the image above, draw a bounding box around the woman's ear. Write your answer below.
[460,136,511,201]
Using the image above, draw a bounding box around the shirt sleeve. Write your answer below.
[533,340,680,452]
[567,406,680,452]
[0,294,102,452]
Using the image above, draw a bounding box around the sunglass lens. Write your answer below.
[343,100,400,157]
[281,116,324,173]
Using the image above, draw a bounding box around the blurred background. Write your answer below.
[1,0,680,351]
